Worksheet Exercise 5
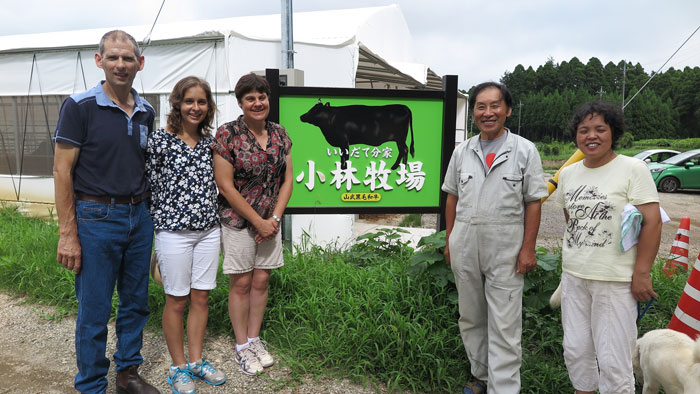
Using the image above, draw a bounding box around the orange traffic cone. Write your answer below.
[668,251,700,339]
[664,217,691,277]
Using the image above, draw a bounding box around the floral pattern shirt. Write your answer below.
[146,128,219,231]
[212,115,292,230]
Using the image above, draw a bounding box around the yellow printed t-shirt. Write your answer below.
[556,155,659,281]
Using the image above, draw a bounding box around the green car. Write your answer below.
[648,149,700,192]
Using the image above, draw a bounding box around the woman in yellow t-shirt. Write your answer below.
[556,101,662,394]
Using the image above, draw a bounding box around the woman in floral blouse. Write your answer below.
[146,76,226,393]
[212,73,293,376]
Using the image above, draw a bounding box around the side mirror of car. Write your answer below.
[684,162,695,168]
[644,158,652,163]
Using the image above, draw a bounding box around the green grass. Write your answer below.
[0,206,688,392]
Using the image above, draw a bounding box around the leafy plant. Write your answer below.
[345,227,412,267]
[408,230,457,304]
[523,247,562,312]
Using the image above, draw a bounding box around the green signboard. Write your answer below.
[267,69,458,219]
[279,95,444,209]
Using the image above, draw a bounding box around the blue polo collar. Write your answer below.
[94,81,148,114]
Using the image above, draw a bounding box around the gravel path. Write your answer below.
[0,292,384,394]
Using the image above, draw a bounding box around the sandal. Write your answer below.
[463,379,487,394]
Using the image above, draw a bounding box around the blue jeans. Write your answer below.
[73,200,153,394]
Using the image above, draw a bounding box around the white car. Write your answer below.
[632,149,680,164]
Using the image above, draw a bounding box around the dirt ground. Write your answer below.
[1,189,698,393]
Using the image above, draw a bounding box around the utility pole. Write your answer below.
[621,62,626,112]
[281,0,294,68]
[596,86,606,101]
[517,100,523,135]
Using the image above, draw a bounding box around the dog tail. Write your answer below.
[632,338,644,386]
[549,282,562,308]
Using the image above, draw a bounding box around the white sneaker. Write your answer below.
[248,338,274,367]
[234,347,264,375]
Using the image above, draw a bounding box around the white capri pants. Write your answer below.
[561,272,637,394]
[154,226,221,296]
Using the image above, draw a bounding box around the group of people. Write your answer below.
[443,83,661,394]
[53,29,661,394]
[54,30,291,394]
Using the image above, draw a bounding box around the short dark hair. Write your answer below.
[99,30,141,58]
[234,73,271,102]
[567,101,625,149]
[167,76,217,137]
[469,82,513,111]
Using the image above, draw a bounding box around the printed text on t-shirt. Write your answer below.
[565,185,614,248]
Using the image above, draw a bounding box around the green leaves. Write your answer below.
[408,231,456,300]
[523,248,562,311]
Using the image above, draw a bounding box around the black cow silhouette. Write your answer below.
[300,100,415,170]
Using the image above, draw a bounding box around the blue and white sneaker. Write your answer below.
[189,357,226,386]
[167,365,196,394]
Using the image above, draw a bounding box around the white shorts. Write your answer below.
[154,226,221,296]
[221,225,283,274]
[561,272,637,394]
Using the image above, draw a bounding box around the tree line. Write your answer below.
[466,57,700,143]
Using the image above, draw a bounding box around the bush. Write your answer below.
[617,132,634,149]
[672,138,700,151]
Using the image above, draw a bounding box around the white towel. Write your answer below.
[620,204,670,252]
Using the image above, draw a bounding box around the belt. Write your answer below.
[75,192,150,205]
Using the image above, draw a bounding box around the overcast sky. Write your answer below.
[1,0,699,91]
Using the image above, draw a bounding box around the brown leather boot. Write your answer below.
[116,365,161,394]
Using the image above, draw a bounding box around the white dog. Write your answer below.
[633,329,700,394]
[549,282,562,308]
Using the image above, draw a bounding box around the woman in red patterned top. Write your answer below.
[212,73,293,375]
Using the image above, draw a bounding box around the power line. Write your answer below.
[139,0,166,96]
[624,24,700,110]
[141,0,166,54]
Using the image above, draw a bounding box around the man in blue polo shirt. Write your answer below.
[53,30,160,394]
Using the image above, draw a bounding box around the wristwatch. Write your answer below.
[272,214,281,223]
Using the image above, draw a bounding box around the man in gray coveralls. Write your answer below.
[442,82,547,394]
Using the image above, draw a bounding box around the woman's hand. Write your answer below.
[631,272,659,302]
[254,217,278,241]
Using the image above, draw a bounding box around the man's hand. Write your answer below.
[57,234,82,274]
[516,248,537,274]
[631,272,659,302]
